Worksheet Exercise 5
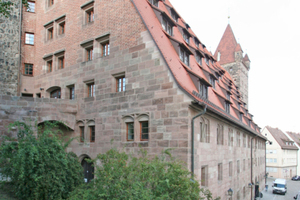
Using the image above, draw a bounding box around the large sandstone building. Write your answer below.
[0,0,266,199]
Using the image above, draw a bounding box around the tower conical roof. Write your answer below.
[214,24,240,65]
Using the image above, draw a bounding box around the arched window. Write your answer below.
[77,121,85,142]
[123,116,134,141]
[200,117,210,143]
[87,120,95,143]
[50,89,61,98]
[137,114,149,141]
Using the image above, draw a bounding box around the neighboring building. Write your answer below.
[214,24,250,108]
[286,132,300,175]
[0,0,266,199]
[262,126,298,178]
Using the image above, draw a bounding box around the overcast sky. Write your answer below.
[170,0,300,133]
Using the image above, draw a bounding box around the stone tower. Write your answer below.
[0,0,22,96]
[214,24,250,108]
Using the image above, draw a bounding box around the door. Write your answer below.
[81,157,94,183]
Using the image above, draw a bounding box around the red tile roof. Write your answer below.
[213,24,242,65]
[132,0,262,136]
[267,126,298,150]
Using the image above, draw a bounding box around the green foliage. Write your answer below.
[0,0,28,18]
[0,121,83,200]
[69,148,219,200]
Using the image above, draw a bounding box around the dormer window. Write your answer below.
[239,112,243,121]
[196,53,202,65]
[217,51,221,61]
[162,17,172,35]
[194,38,200,48]
[171,10,178,22]
[225,102,230,113]
[183,31,189,44]
[209,76,215,88]
[150,0,158,7]
[199,81,208,99]
[179,47,189,66]
[238,103,241,110]
[205,56,209,65]
[226,92,230,100]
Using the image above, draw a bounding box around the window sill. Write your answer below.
[23,74,33,77]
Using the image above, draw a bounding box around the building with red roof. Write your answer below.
[214,24,250,108]
[0,0,266,199]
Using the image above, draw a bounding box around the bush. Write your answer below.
[0,121,83,200]
[69,148,219,200]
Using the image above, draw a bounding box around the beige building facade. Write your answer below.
[262,126,298,179]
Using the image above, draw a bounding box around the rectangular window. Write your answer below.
[243,159,245,171]
[199,81,208,99]
[24,63,33,75]
[140,121,149,141]
[80,126,84,142]
[218,163,222,181]
[161,18,172,35]
[127,122,134,141]
[200,122,209,143]
[237,160,240,173]
[116,76,125,92]
[69,85,75,100]
[194,38,200,48]
[59,22,65,35]
[90,126,95,142]
[86,47,93,61]
[102,41,110,56]
[209,76,215,88]
[236,132,240,147]
[58,56,64,69]
[47,27,53,40]
[225,101,230,113]
[150,0,158,7]
[171,10,178,22]
[217,125,223,145]
[201,166,208,187]
[86,8,94,23]
[196,53,202,66]
[228,128,233,146]
[47,60,53,72]
[27,1,35,12]
[87,83,95,97]
[183,32,189,43]
[49,0,54,6]
[25,33,34,45]
[179,47,189,66]
[229,162,232,177]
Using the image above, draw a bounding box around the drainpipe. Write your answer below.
[191,104,207,177]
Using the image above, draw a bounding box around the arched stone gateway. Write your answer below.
[79,154,94,183]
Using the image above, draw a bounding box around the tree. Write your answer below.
[0,0,28,17]
[69,148,220,200]
[0,121,83,200]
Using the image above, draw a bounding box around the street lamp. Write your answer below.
[227,188,233,196]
